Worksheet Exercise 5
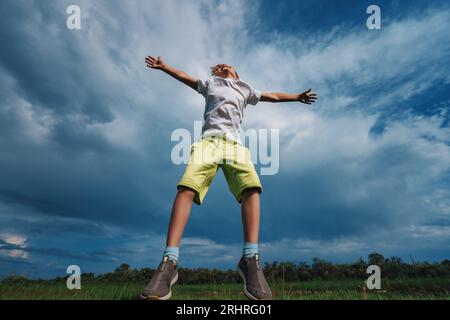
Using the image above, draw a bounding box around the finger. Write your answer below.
[304,88,311,93]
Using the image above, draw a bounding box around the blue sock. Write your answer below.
[242,242,258,258]
[163,246,179,263]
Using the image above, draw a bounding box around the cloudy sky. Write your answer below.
[1,0,449,278]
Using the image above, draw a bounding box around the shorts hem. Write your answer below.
[236,184,263,203]
[177,181,202,205]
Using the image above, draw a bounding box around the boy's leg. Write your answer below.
[166,186,196,247]
[238,187,272,300]
[241,188,260,244]
[141,186,195,300]
[241,188,260,258]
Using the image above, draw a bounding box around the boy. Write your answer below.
[141,56,317,300]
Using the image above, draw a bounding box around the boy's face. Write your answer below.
[211,64,239,79]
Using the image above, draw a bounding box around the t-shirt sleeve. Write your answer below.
[247,87,262,105]
[197,79,209,96]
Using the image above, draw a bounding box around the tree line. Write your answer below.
[2,253,450,285]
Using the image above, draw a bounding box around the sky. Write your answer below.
[0,0,449,278]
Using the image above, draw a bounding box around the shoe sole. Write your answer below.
[237,264,261,301]
[140,272,179,300]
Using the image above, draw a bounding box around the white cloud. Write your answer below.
[0,232,27,247]
[409,225,450,240]
[0,231,29,260]
[8,249,28,259]
[242,7,450,136]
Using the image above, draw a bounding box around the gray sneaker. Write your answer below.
[237,253,273,300]
[141,256,179,300]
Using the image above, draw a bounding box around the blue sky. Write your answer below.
[0,0,449,278]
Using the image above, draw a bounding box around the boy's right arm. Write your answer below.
[145,56,198,91]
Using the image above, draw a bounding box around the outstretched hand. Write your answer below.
[298,89,317,105]
[145,56,165,70]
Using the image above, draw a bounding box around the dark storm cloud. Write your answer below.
[0,257,32,266]
[0,0,169,226]
[259,136,450,241]
[26,247,116,262]
[0,0,179,232]
[0,189,63,216]
[0,147,168,226]
[0,0,115,124]
[0,239,22,250]
[0,236,115,263]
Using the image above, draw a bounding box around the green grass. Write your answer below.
[1,277,449,300]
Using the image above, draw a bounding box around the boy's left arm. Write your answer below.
[260,89,317,105]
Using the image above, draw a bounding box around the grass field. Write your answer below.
[1,277,449,300]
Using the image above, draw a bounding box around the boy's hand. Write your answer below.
[145,56,166,70]
[297,89,317,105]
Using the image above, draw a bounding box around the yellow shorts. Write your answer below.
[177,134,263,205]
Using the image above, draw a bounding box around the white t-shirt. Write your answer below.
[197,76,261,144]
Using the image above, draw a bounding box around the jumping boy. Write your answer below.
[141,56,317,300]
